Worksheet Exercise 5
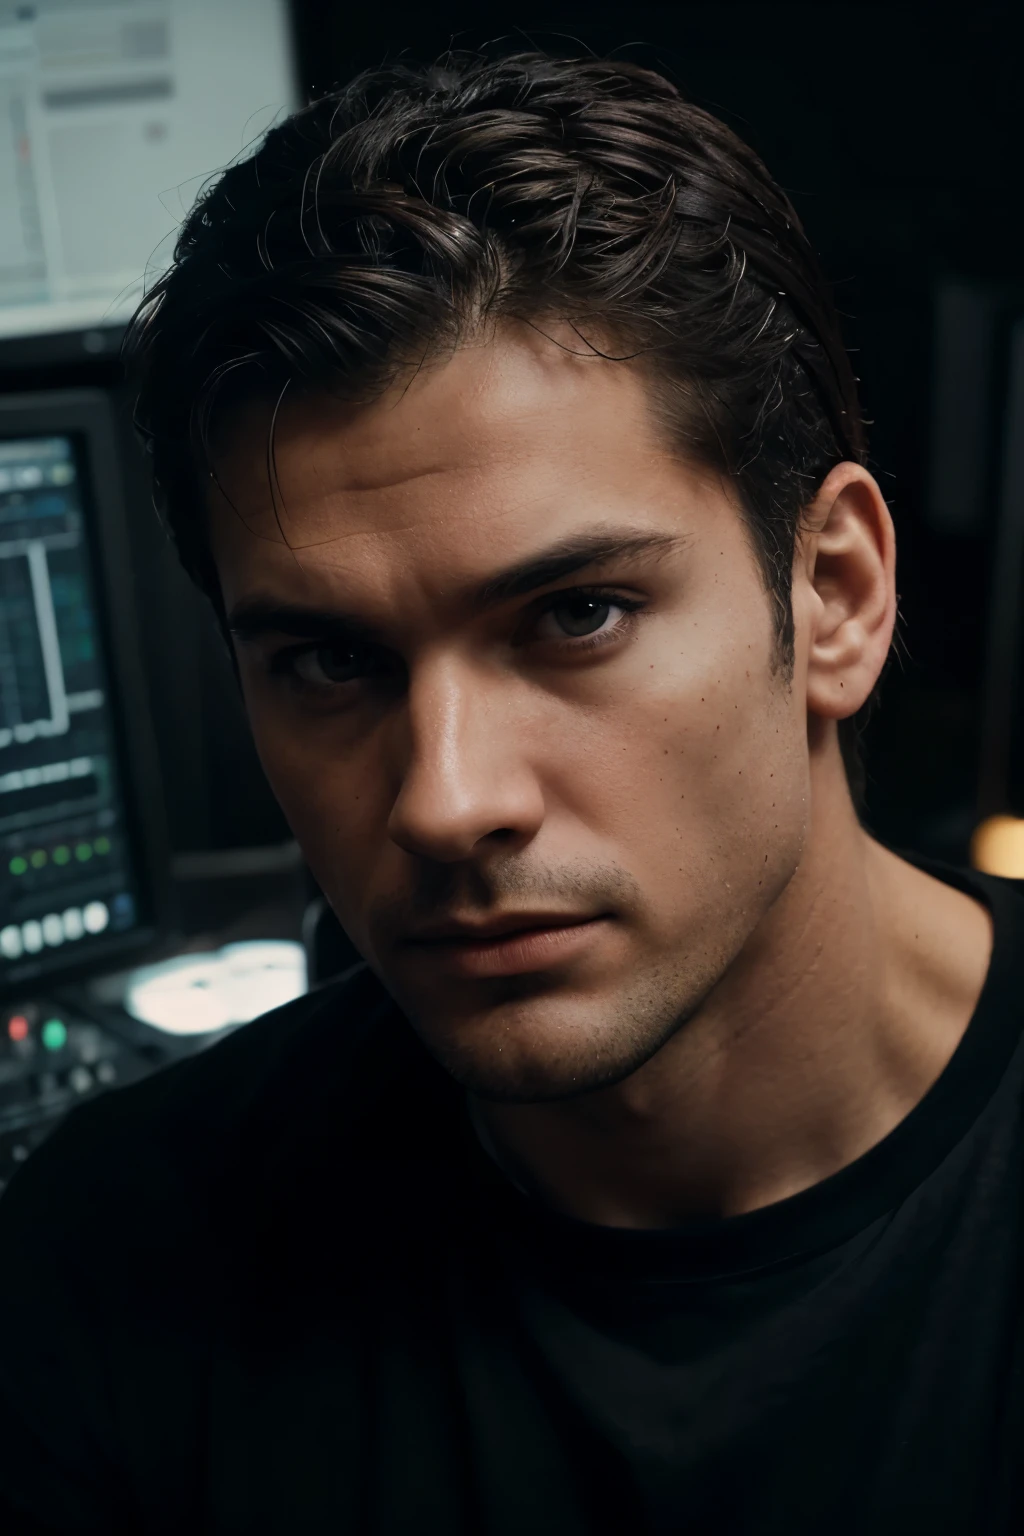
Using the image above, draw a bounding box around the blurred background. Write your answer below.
[0,1,1022,1178]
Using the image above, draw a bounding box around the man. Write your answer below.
[0,48,1019,1536]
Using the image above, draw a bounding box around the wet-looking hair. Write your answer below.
[123,48,876,804]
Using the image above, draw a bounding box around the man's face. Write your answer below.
[210,325,813,1102]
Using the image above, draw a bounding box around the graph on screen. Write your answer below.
[0,442,104,747]
[0,435,141,969]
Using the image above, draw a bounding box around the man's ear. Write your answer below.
[798,462,897,721]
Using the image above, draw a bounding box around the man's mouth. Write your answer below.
[401,913,611,978]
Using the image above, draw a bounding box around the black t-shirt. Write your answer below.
[2,859,1024,1535]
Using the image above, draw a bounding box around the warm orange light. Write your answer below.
[970,815,1024,877]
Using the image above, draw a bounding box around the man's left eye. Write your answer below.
[549,595,613,636]
[535,592,634,641]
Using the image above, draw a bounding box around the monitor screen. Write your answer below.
[0,0,299,343]
[0,429,151,976]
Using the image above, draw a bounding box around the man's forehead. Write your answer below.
[207,324,665,537]
[203,327,733,631]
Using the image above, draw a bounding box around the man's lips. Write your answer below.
[399,913,612,978]
[404,912,601,944]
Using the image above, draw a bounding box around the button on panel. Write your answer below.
[0,997,176,1185]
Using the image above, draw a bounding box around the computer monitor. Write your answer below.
[0,0,299,360]
[0,389,167,996]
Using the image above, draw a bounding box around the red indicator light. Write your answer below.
[7,1015,29,1042]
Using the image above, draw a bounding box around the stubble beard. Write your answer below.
[399,943,733,1105]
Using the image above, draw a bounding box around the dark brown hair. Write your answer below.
[123,48,875,800]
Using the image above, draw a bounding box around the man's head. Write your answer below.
[125,51,895,1102]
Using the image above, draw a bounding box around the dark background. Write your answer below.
[4,1,1022,869]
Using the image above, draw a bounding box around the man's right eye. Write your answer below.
[269,640,386,692]
[291,642,365,687]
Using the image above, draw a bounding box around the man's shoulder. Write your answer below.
[0,963,406,1245]
[113,960,391,1136]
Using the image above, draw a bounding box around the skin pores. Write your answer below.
[208,323,814,1105]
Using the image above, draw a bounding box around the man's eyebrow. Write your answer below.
[226,529,685,641]
[469,529,684,609]
[227,603,380,644]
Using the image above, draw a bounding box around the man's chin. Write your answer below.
[403,991,683,1106]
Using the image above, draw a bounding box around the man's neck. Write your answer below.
[467,758,994,1229]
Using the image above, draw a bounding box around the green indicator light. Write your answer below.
[74,843,92,862]
[9,856,27,876]
[53,846,70,866]
[41,1019,67,1052]
[30,849,47,869]
[94,836,110,856]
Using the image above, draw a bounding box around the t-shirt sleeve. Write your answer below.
[0,1107,137,1534]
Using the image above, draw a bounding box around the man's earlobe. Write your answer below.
[803,464,897,721]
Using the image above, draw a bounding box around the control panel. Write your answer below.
[0,995,175,1194]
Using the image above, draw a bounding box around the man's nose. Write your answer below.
[386,658,545,863]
